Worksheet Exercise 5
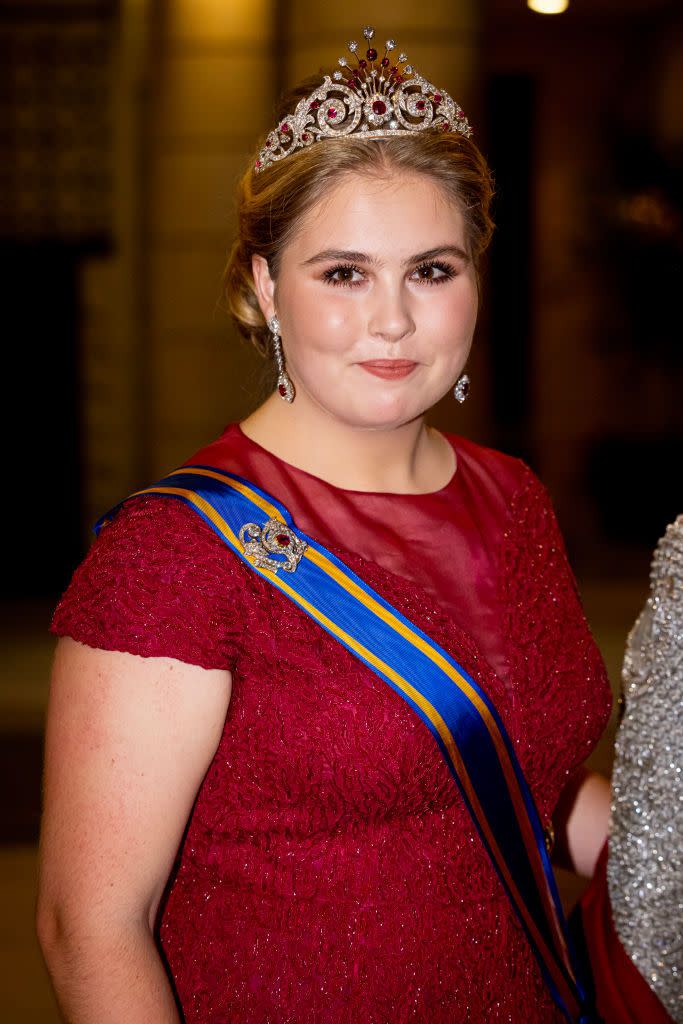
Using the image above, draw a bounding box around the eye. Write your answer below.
[323,264,365,287]
[411,260,457,284]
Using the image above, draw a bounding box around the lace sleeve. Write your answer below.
[50,495,246,671]
[498,466,613,818]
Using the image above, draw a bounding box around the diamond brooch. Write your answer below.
[238,519,307,574]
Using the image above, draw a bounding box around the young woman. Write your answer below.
[37,28,612,1023]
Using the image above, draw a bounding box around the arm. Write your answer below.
[551,766,611,879]
[37,636,232,1023]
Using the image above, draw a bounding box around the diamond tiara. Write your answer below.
[254,25,472,174]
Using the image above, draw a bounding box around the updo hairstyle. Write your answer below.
[223,75,495,357]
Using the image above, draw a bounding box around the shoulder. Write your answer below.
[51,425,267,669]
[444,432,544,508]
[58,490,244,599]
[86,419,263,585]
[94,421,248,559]
[51,490,255,671]
[88,480,226,575]
[51,494,249,668]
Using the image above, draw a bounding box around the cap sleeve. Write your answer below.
[498,465,613,816]
[51,495,245,671]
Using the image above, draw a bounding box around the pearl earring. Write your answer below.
[454,374,470,404]
[268,316,295,403]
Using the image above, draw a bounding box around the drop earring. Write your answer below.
[453,373,470,404]
[268,315,295,403]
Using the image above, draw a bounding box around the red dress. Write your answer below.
[51,424,612,1023]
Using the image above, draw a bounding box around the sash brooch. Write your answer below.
[238,518,307,574]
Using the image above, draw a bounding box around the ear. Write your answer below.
[252,254,276,321]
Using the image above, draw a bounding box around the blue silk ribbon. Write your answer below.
[97,465,597,1023]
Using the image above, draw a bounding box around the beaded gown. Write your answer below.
[576,517,682,1024]
[51,423,612,1023]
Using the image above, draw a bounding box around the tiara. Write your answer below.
[254,26,472,173]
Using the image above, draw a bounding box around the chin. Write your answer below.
[332,395,428,432]
[301,374,439,431]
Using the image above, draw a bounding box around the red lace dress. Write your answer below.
[51,423,612,1023]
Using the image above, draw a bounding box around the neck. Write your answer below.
[240,393,454,494]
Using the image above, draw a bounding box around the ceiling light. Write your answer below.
[527,0,569,13]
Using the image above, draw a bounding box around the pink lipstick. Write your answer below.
[359,360,418,380]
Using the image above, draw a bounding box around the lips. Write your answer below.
[359,360,418,380]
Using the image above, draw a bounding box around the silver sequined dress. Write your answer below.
[608,515,683,1022]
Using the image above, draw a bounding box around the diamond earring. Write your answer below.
[268,316,295,403]
[454,373,470,403]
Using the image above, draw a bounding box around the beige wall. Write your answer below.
[79,1,149,529]
[283,2,478,104]
[83,0,277,524]
[144,0,275,477]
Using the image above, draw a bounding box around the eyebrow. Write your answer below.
[300,244,470,267]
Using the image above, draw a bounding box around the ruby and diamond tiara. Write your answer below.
[255,26,472,173]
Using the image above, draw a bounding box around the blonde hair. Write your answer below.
[223,77,495,357]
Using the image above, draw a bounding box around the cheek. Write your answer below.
[283,281,360,356]
[449,273,478,320]
[422,280,478,345]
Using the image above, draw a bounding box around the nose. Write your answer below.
[367,278,415,345]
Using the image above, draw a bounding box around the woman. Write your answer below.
[573,516,682,1023]
[37,28,612,1023]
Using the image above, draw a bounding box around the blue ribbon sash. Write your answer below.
[97,465,595,1022]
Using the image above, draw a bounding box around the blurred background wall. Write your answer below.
[0,0,681,1019]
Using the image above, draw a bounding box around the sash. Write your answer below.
[97,465,597,1023]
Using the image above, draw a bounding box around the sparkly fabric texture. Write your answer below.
[51,426,612,1023]
[608,515,683,1022]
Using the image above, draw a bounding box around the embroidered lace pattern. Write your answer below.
[498,466,613,824]
[51,443,612,1023]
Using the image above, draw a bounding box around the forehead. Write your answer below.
[288,171,466,256]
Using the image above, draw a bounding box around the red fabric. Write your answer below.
[51,424,613,1023]
[578,841,675,1024]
